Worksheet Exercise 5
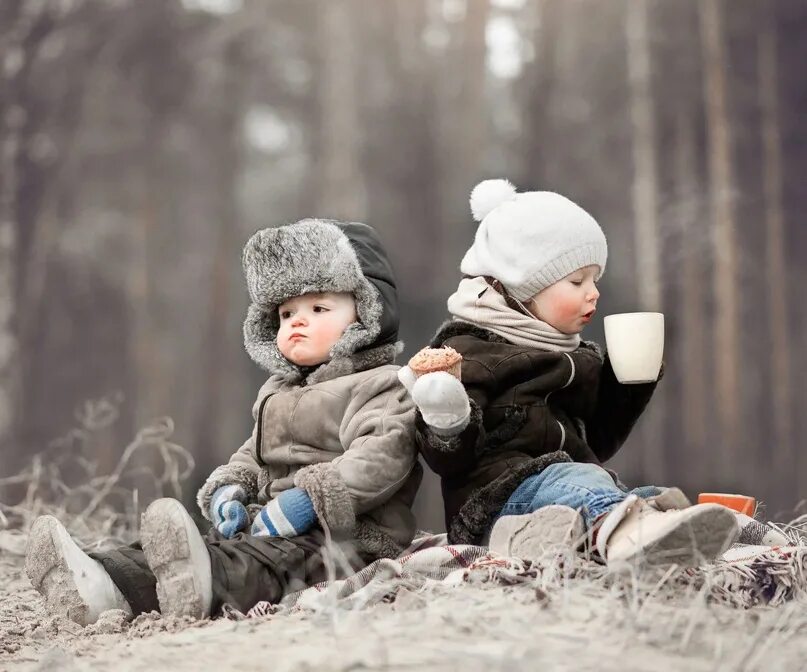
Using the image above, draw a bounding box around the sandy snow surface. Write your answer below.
[3,541,807,672]
[5,420,803,669]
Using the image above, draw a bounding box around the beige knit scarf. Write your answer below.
[447,276,580,352]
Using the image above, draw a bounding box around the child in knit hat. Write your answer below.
[26,219,421,625]
[399,179,739,568]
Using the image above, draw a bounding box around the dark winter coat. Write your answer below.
[416,320,661,544]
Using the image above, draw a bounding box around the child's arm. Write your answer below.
[414,393,486,477]
[290,368,418,534]
[586,354,663,463]
[406,359,493,478]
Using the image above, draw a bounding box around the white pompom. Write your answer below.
[469,179,517,222]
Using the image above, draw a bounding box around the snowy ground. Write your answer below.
[3,540,807,672]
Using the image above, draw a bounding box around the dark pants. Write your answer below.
[90,527,369,617]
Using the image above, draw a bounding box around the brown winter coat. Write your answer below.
[197,348,421,560]
[416,320,661,544]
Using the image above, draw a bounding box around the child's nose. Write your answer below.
[588,286,600,301]
[291,314,307,327]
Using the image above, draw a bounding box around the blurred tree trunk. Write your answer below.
[192,41,246,487]
[700,0,740,475]
[524,0,560,187]
[0,1,56,482]
[675,105,709,465]
[0,160,18,481]
[122,0,191,457]
[313,0,366,220]
[128,116,163,433]
[0,29,21,478]
[758,17,792,492]
[626,0,665,477]
[437,0,489,288]
[367,0,442,291]
[626,0,661,312]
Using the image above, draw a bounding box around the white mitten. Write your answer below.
[398,367,471,436]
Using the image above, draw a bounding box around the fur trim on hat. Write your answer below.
[242,219,385,379]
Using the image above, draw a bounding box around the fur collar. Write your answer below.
[303,342,403,386]
[430,319,511,346]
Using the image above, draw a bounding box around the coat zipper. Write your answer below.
[254,395,271,467]
[556,419,567,451]
[545,352,576,405]
[548,353,575,451]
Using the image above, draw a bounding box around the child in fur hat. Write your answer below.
[399,179,739,568]
[26,219,421,625]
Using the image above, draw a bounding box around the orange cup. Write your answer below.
[698,492,756,516]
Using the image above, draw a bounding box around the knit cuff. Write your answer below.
[252,488,316,537]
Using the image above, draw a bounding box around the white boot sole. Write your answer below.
[25,515,129,625]
[141,498,212,619]
[612,505,739,568]
[490,506,585,560]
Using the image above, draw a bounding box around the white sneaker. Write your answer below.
[489,505,585,560]
[597,495,739,568]
[141,498,212,619]
[25,515,132,626]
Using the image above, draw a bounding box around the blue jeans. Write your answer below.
[497,462,662,529]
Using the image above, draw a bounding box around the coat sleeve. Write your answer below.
[293,369,418,531]
[195,382,273,520]
[585,355,663,463]
[414,357,492,478]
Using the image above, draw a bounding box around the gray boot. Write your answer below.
[25,515,132,626]
[141,498,213,619]
[645,487,692,511]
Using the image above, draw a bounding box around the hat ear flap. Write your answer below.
[469,179,517,222]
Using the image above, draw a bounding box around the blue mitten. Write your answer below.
[210,484,250,538]
[251,487,317,538]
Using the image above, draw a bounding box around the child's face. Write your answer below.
[276,292,358,367]
[528,265,600,335]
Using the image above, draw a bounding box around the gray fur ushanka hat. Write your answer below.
[242,218,400,380]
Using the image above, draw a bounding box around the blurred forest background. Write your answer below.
[1,0,806,532]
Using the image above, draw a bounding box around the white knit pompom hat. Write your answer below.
[461,179,608,301]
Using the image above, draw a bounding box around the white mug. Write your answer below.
[603,312,664,384]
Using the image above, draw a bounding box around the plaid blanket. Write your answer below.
[221,534,486,618]
[221,532,807,619]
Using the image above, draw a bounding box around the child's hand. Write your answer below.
[398,367,471,436]
[210,484,250,538]
[251,487,316,538]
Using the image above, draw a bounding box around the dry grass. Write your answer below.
[0,396,194,552]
